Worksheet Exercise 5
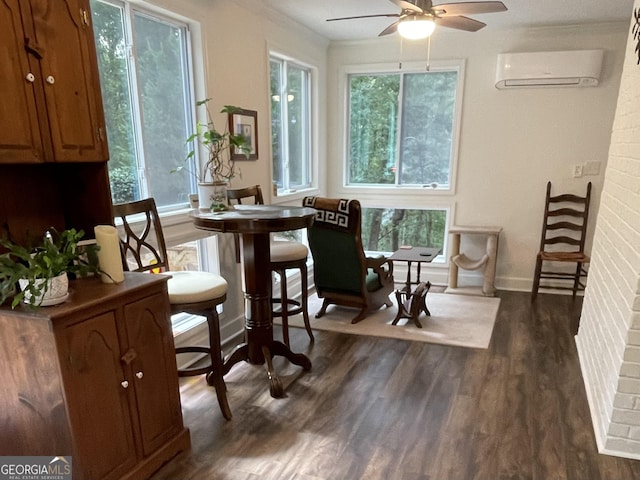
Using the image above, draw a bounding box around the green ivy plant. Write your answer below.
[0,228,101,308]
[173,99,251,184]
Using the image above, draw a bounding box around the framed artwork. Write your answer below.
[229,109,258,160]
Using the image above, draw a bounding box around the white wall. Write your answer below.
[577,0,640,459]
[326,22,628,290]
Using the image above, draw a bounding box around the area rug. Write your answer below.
[276,292,501,349]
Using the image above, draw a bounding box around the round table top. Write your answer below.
[191,204,316,234]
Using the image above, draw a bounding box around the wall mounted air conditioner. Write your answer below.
[495,49,603,89]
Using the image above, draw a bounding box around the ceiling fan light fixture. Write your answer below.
[397,17,436,40]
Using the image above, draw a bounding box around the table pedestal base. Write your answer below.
[191,208,316,400]
[222,338,311,398]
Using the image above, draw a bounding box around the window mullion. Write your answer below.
[395,72,404,187]
[281,61,290,191]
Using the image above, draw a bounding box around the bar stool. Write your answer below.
[112,198,232,420]
[227,185,314,346]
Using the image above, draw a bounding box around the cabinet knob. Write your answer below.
[46,75,55,85]
[120,380,129,389]
[25,73,35,83]
[135,371,143,379]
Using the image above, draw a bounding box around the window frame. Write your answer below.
[338,59,465,196]
[268,50,317,201]
[330,60,465,265]
[91,0,198,212]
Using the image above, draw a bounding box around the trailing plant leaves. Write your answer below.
[0,228,101,308]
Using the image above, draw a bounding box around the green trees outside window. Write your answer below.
[361,208,446,254]
[347,66,459,254]
[91,0,194,207]
[348,70,457,187]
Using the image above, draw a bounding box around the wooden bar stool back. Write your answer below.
[112,198,232,420]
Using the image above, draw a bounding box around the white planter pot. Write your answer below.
[197,181,229,211]
[19,272,69,307]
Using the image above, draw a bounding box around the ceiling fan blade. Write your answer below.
[327,13,400,22]
[435,15,486,31]
[379,20,401,36]
[387,0,424,14]
[434,1,507,16]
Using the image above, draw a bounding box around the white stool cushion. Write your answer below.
[164,271,228,304]
[270,240,308,263]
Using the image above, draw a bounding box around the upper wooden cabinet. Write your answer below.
[0,0,109,163]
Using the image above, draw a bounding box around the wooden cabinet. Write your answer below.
[0,0,112,247]
[0,273,190,480]
[0,0,109,163]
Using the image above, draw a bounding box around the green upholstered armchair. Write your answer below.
[302,196,394,324]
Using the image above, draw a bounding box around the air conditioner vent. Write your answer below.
[495,50,603,89]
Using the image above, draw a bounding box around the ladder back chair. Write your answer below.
[112,198,232,420]
[531,181,592,301]
[226,185,314,347]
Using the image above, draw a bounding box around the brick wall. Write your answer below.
[576,0,640,459]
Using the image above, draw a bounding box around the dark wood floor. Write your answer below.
[151,291,640,480]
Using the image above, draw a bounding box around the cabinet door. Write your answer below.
[123,292,184,457]
[0,0,46,163]
[57,310,137,480]
[28,0,109,162]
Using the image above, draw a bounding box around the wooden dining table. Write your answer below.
[191,204,316,397]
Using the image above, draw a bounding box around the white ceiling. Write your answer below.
[261,0,635,41]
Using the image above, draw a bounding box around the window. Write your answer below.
[341,61,463,257]
[270,54,312,194]
[91,0,195,209]
[361,207,446,254]
[347,67,460,189]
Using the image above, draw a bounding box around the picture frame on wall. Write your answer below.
[229,109,258,160]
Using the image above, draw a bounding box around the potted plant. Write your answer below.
[174,99,251,211]
[0,228,101,308]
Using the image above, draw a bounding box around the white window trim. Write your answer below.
[335,59,465,198]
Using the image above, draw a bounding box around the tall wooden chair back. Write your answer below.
[227,185,264,263]
[227,185,264,205]
[113,198,169,273]
[531,181,592,300]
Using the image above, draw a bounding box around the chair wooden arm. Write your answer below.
[366,256,394,281]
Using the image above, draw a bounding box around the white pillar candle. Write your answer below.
[94,225,125,284]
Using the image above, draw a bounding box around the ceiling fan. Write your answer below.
[327,0,508,40]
